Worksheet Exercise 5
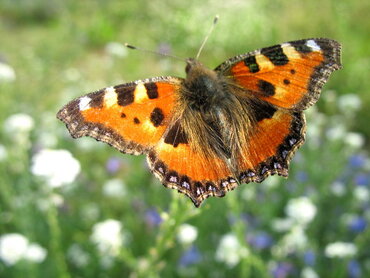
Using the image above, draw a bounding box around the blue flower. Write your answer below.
[348,217,367,233]
[354,173,370,186]
[348,154,367,169]
[303,250,316,266]
[348,260,361,278]
[145,208,162,227]
[179,245,201,267]
[271,262,293,278]
[248,232,273,250]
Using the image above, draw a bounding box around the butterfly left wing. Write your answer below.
[216,38,342,110]
[57,76,182,155]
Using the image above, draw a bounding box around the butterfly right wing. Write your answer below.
[216,38,342,110]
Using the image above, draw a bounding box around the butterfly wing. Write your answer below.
[147,121,237,207]
[57,76,182,155]
[213,38,341,186]
[216,38,342,109]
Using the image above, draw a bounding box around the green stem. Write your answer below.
[47,202,71,278]
[133,192,197,278]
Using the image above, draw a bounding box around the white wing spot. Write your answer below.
[306,40,321,51]
[79,96,91,111]
[104,86,117,108]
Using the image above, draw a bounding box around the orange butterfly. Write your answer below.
[57,35,341,207]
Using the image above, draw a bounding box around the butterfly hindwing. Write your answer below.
[216,38,342,110]
[148,133,237,207]
[57,76,182,154]
[238,110,305,183]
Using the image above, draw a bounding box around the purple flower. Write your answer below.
[348,154,367,169]
[348,260,361,278]
[179,245,201,267]
[248,232,273,250]
[303,250,316,266]
[271,262,294,278]
[354,173,370,186]
[106,157,122,174]
[145,208,162,227]
[348,217,367,233]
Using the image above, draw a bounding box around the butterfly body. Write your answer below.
[57,38,342,207]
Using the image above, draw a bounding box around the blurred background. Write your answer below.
[0,0,369,277]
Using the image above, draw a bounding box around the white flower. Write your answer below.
[0,233,47,265]
[338,94,361,113]
[344,132,365,149]
[354,187,370,202]
[325,242,357,258]
[3,113,34,134]
[31,149,81,188]
[326,124,346,141]
[301,267,319,278]
[90,219,123,256]
[215,233,249,267]
[0,62,16,82]
[105,42,128,58]
[271,218,294,232]
[285,197,317,225]
[0,144,7,162]
[177,224,198,245]
[331,181,346,196]
[67,244,90,267]
[102,179,127,198]
[23,243,47,263]
[0,233,28,265]
[272,226,307,257]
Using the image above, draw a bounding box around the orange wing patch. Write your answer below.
[239,110,305,183]
[218,38,342,110]
[148,136,237,207]
[57,77,182,154]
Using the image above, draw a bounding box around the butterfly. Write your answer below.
[57,37,342,207]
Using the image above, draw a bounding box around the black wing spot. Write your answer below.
[133,117,140,124]
[258,80,275,96]
[283,79,290,85]
[164,121,188,147]
[244,56,260,73]
[261,45,289,66]
[290,40,313,54]
[150,108,164,127]
[89,90,104,108]
[115,85,135,106]
[144,82,159,99]
[248,99,277,122]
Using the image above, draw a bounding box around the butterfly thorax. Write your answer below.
[182,58,228,112]
[176,58,253,175]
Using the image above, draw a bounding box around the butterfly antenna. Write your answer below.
[195,15,219,60]
[124,43,185,62]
